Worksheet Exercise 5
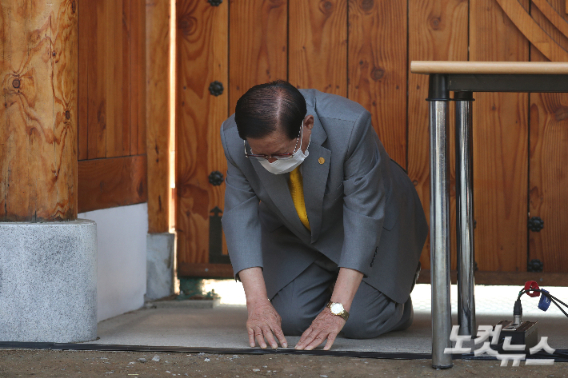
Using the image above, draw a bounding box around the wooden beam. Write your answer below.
[0,0,78,222]
[177,262,234,279]
[145,0,172,233]
[78,155,148,213]
[417,269,568,287]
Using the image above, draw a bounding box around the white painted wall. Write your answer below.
[79,203,148,322]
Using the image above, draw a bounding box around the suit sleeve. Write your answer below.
[337,110,387,277]
[220,122,263,280]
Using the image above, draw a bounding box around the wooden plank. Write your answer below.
[78,0,89,161]
[0,0,78,221]
[407,0,469,270]
[228,0,287,114]
[121,0,133,157]
[87,0,106,159]
[176,0,228,266]
[133,0,147,155]
[288,0,347,95]
[84,0,145,160]
[146,0,171,234]
[416,269,568,286]
[469,0,529,272]
[348,0,407,167]
[78,155,148,213]
[87,0,133,159]
[529,0,568,273]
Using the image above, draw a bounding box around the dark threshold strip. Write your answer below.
[1,342,568,362]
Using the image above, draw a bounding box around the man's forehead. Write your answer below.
[247,131,294,154]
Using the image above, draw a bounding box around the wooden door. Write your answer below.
[175,0,230,277]
[175,0,568,282]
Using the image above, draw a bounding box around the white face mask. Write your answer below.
[258,129,311,175]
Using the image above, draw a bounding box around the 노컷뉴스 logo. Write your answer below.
[444,325,556,367]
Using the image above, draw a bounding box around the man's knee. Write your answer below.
[341,313,384,339]
[341,299,412,339]
[274,301,312,336]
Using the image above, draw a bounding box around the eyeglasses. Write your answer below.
[244,123,303,161]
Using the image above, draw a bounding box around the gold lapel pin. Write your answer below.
[318,157,325,165]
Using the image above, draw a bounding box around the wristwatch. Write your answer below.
[326,301,349,321]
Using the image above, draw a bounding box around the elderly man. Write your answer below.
[220,80,427,350]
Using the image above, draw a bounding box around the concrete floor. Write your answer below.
[80,283,568,355]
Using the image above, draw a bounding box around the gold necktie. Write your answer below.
[289,166,310,230]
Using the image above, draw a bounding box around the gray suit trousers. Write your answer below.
[270,254,414,339]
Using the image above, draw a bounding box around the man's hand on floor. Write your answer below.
[246,300,288,349]
[295,307,346,350]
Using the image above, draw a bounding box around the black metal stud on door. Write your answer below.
[208,171,224,186]
[527,259,543,272]
[528,217,544,232]
[208,0,222,6]
[209,81,224,96]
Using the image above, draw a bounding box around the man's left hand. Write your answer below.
[295,307,346,350]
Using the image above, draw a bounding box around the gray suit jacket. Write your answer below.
[220,89,428,304]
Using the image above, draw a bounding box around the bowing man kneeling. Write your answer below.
[220,80,428,350]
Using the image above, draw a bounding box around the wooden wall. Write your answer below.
[176,0,568,280]
[77,0,147,213]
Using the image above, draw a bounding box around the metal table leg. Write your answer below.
[428,74,453,369]
[455,91,476,337]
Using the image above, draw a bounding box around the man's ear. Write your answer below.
[304,115,315,130]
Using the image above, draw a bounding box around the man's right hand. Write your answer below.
[246,299,288,349]
[239,267,288,349]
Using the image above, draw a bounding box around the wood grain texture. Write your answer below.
[84,0,105,158]
[108,0,131,158]
[78,0,88,160]
[78,155,147,213]
[288,0,347,95]
[131,0,146,156]
[529,0,568,272]
[146,0,171,234]
[532,0,568,40]
[348,0,407,167]
[408,0,469,270]
[531,0,568,53]
[176,0,228,266]
[0,0,78,221]
[228,0,287,114]
[495,0,568,61]
[470,0,529,272]
[83,0,145,160]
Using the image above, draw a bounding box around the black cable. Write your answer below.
[517,288,568,319]
[550,294,568,309]
[549,297,568,318]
